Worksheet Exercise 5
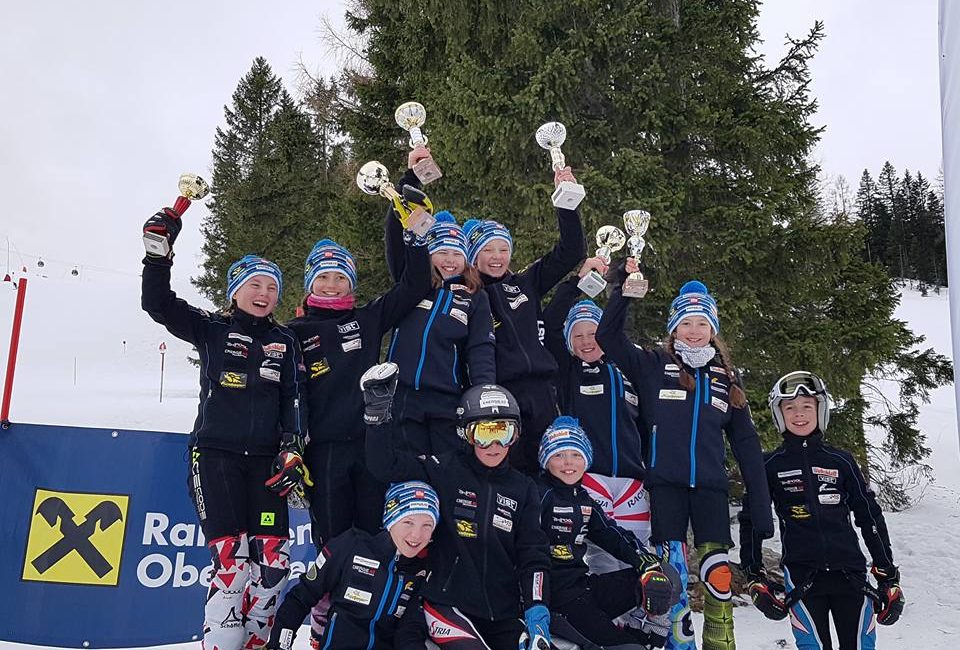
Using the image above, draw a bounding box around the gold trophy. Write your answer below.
[578,225,625,298]
[622,210,651,298]
[142,173,210,258]
[535,122,586,209]
[356,161,435,236]
[395,102,443,184]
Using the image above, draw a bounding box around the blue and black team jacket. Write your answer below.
[141,258,303,456]
[739,431,895,575]
[286,233,431,443]
[481,208,585,386]
[269,528,428,650]
[536,473,651,607]
[366,420,551,621]
[595,284,774,535]
[383,192,496,395]
[543,277,646,479]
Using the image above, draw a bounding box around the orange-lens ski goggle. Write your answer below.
[466,420,519,448]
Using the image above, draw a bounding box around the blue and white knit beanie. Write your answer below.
[425,211,468,257]
[667,280,720,335]
[463,218,513,265]
[563,300,603,354]
[304,239,357,293]
[226,255,283,302]
[382,481,440,530]
[538,416,594,470]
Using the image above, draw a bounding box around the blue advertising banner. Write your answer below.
[0,423,316,648]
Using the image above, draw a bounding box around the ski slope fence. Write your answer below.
[0,422,316,647]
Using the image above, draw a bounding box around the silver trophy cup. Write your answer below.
[535,122,586,209]
[577,225,626,298]
[356,161,435,236]
[395,101,443,184]
[622,210,651,298]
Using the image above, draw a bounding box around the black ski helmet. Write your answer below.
[457,384,521,437]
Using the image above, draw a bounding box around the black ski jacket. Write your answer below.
[738,431,895,575]
[269,528,427,650]
[366,420,551,621]
[595,284,773,537]
[543,277,647,479]
[480,205,585,385]
[141,259,302,455]
[536,473,650,607]
[286,234,430,443]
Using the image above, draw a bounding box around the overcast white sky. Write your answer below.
[0,0,943,285]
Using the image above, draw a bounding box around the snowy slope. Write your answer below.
[0,267,957,649]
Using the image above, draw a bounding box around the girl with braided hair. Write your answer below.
[595,258,773,650]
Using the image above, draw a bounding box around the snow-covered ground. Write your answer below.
[0,266,957,649]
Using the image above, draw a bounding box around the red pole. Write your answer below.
[1,277,28,427]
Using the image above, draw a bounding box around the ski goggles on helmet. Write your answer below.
[465,419,519,448]
[771,371,828,400]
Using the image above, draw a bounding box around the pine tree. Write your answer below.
[195,58,323,319]
[855,170,885,265]
[335,0,951,488]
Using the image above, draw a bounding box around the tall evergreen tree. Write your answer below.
[335,0,951,489]
[196,58,323,319]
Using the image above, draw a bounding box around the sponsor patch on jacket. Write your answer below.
[228,332,253,343]
[582,364,601,374]
[502,284,521,294]
[664,363,679,371]
[710,366,727,374]
[532,572,544,601]
[817,474,837,484]
[508,294,529,310]
[819,493,841,505]
[580,384,604,396]
[417,299,434,310]
[456,519,478,538]
[449,308,468,325]
[263,343,286,354]
[341,338,362,352]
[659,389,687,401]
[220,371,247,389]
[353,555,380,569]
[551,545,574,561]
[259,367,281,382]
[492,514,513,532]
[790,505,811,520]
[310,359,330,379]
[225,349,247,359]
[450,284,469,294]
[553,506,574,514]
[302,335,321,351]
[338,321,360,334]
[580,505,592,517]
[575,533,586,544]
[497,494,517,511]
[777,469,802,478]
[812,467,839,478]
[625,391,639,406]
[711,396,728,413]
[343,587,373,605]
[352,564,376,577]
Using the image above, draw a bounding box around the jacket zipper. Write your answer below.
[689,369,702,487]
[607,363,619,476]
[441,556,460,592]
[650,425,658,468]
[802,440,831,571]
[365,554,398,650]
[483,482,494,619]
[452,344,459,386]
[414,290,446,390]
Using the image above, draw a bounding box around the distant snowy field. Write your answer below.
[1,267,957,649]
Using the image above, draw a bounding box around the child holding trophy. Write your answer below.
[461,122,587,473]
[286,179,433,645]
[141,175,309,649]
[383,147,497,456]
[595,258,773,650]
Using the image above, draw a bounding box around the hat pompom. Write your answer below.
[433,210,458,225]
[462,218,482,236]
[679,280,710,295]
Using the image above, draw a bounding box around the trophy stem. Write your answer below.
[549,148,566,171]
[408,126,427,148]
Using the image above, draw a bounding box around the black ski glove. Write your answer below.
[265,434,312,497]
[360,362,399,425]
[746,569,788,621]
[871,565,904,625]
[142,208,182,260]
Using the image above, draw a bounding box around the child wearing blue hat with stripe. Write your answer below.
[535,416,677,649]
[542,258,652,566]
[266,480,439,650]
[142,208,307,650]
[596,261,773,650]
[383,205,496,456]
[460,165,586,475]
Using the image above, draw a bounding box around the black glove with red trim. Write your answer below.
[747,569,788,621]
[871,565,904,625]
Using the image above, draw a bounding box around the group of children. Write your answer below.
[141,146,906,650]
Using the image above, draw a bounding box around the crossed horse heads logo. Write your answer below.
[23,490,129,586]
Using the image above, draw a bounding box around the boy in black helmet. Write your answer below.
[361,362,552,650]
[739,371,905,650]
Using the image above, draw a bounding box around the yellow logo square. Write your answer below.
[261,512,275,526]
[22,488,129,587]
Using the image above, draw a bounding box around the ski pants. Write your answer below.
[423,601,525,650]
[188,447,291,650]
[503,377,559,475]
[392,384,463,456]
[784,567,877,650]
[581,473,651,573]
